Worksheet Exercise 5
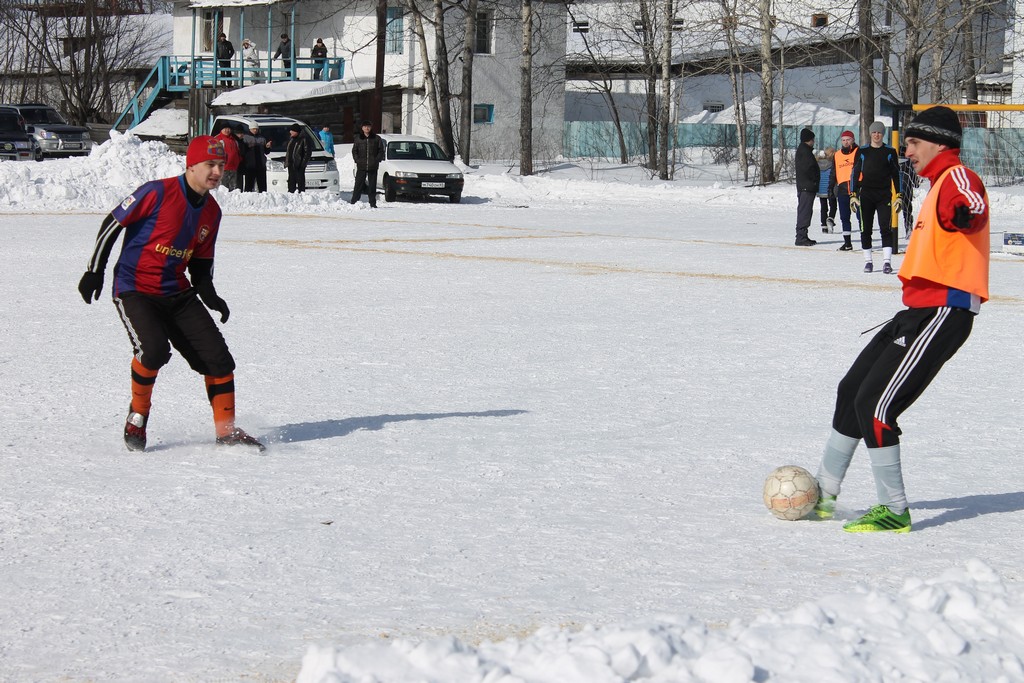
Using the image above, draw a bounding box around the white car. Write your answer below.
[210,113,340,193]
[376,134,464,203]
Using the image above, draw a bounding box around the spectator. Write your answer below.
[832,130,859,251]
[350,120,385,208]
[898,151,920,239]
[272,34,292,80]
[241,124,270,193]
[241,39,261,83]
[319,125,335,155]
[816,147,837,233]
[216,33,235,87]
[850,121,902,273]
[285,123,311,193]
[794,128,818,246]
[212,123,241,190]
[311,38,328,80]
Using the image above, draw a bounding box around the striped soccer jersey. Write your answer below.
[110,175,221,297]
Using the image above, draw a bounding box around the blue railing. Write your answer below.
[112,54,345,131]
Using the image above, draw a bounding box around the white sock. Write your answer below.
[883,246,892,263]
[868,444,907,514]
[816,429,860,497]
[863,249,872,263]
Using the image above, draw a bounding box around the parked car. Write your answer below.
[0,111,40,162]
[376,134,464,203]
[210,113,340,193]
[2,103,92,157]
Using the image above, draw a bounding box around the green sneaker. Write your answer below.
[842,505,912,533]
[813,494,837,519]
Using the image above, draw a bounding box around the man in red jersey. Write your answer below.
[810,106,988,533]
[77,135,264,452]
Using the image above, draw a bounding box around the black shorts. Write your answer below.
[114,289,235,377]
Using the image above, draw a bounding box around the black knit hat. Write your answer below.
[799,128,815,143]
[904,106,962,148]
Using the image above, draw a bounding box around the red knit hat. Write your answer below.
[186,135,227,167]
[840,130,855,140]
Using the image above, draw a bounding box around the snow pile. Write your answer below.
[298,560,1024,683]
[129,108,189,137]
[682,97,889,128]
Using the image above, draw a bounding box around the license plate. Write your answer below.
[64,143,81,149]
[421,182,445,188]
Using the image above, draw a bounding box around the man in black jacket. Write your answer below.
[349,120,385,207]
[242,124,270,192]
[285,123,311,193]
[794,128,818,246]
[216,33,235,87]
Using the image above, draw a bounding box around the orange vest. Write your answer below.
[898,166,989,303]
[834,147,856,186]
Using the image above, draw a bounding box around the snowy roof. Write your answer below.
[211,76,393,106]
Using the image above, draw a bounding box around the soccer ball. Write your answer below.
[763,465,820,521]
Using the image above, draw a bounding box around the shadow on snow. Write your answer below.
[266,409,528,444]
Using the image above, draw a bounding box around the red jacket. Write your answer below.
[213,132,241,171]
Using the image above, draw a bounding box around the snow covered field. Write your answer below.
[1,135,1023,682]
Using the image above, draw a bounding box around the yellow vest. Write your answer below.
[898,166,989,302]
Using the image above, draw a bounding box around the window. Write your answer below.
[811,13,828,27]
[672,18,684,30]
[473,104,494,124]
[572,20,590,33]
[633,19,646,33]
[386,7,404,54]
[475,11,493,54]
[703,101,725,113]
[202,11,219,52]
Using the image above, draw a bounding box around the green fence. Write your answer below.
[564,121,1024,186]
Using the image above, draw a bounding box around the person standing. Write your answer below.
[832,130,859,251]
[272,33,292,80]
[816,147,837,233]
[319,125,335,156]
[311,38,328,80]
[350,120,385,208]
[285,123,311,193]
[811,106,987,533]
[850,121,902,273]
[241,38,261,83]
[212,123,241,190]
[241,124,270,192]
[898,152,920,239]
[216,33,235,87]
[76,135,265,452]
[794,128,818,246]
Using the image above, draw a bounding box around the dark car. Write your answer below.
[2,103,93,157]
[0,111,39,162]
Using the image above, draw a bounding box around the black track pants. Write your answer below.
[832,306,973,448]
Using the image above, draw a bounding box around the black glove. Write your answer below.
[78,271,104,304]
[951,205,972,230]
[196,281,230,323]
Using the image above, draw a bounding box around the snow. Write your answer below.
[1,133,1023,682]
[681,97,890,128]
[211,76,379,107]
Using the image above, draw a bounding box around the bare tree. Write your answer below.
[519,0,533,175]
[406,0,456,155]
[0,0,165,123]
[458,0,478,162]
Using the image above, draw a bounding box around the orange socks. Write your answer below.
[205,374,236,438]
[130,358,158,416]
